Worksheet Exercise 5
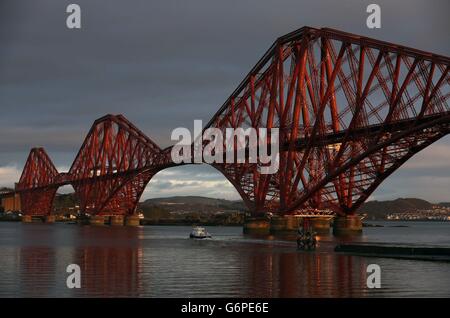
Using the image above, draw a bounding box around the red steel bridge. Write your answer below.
[14,27,450,218]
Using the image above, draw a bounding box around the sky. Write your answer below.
[0,0,449,202]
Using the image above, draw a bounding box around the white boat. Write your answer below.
[189,226,212,239]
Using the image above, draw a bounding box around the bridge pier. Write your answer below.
[243,217,270,234]
[21,215,32,223]
[125,215,140,226]
[309,217,332,234]
[270,215,299,233]
[45,215,56,223]
[110,215,124,226]
[270,216,331,234]
[333,215,363,236]
[90,215,106,226]
[244,215,333,235]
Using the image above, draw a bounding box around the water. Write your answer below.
[0,221,449,297]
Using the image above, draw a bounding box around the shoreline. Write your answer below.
[1,217,450,224]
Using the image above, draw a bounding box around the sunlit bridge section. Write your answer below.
[204,27,450,216]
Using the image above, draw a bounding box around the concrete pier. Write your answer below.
[110,215,124,226]
[270,215,299,233]
[45,215,56,223]
[245,215,332,235]
[333,215,363,235]
[243,217,270,234]
[21,215,32,223]
[125,215,140,226]
[310,217,331,234]
[90,215,106,226]
[269,216,331,234]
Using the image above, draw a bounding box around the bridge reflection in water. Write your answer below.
[222,237,370,298]
[12,224,374,298]
[15,225,145,297]
[19,247,57,297]
[1,224,446,297]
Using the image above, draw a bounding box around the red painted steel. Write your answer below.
[16,148,59,216]
[68,115,168,216]
[205,27,450,216]
[15,27,450,217]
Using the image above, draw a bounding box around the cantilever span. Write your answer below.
[15,27,450,218]
[17,115,176,216]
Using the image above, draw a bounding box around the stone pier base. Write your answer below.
[125,215,140,226]
[309,217,331,234]
[45,215,56,223]
[110,215,124,226]
[270,216,331,234]
[90,215,106,226]
[243,217,270,234]
[333,215,363,236]
[270,215,299,233]
[22,215,32,223]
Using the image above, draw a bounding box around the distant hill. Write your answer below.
[138,196,247,224]
[358,198,433,220]
[139,196,247,213]
[4,189,447,222]
[53,193,79,213]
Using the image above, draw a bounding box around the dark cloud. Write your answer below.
[0,0,449,201]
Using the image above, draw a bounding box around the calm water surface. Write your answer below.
[0,221,449,297]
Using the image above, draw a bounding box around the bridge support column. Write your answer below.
[45,215,56,223]
[22,215,32,223]
[243,216,270,234]
[310,217,331,234]
[110,215,124,226]
[125,215,140,226]
[90,215,106,226]
[333,215,363,236]
[270,215,299,234]
[269,216,331,234]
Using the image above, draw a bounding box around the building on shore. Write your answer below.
[0,188,21,212]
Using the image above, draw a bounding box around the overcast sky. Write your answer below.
[0,0,449,202]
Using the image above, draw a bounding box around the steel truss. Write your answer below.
[16,27,450,217]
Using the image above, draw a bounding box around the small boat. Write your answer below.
[189,226,212,239]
